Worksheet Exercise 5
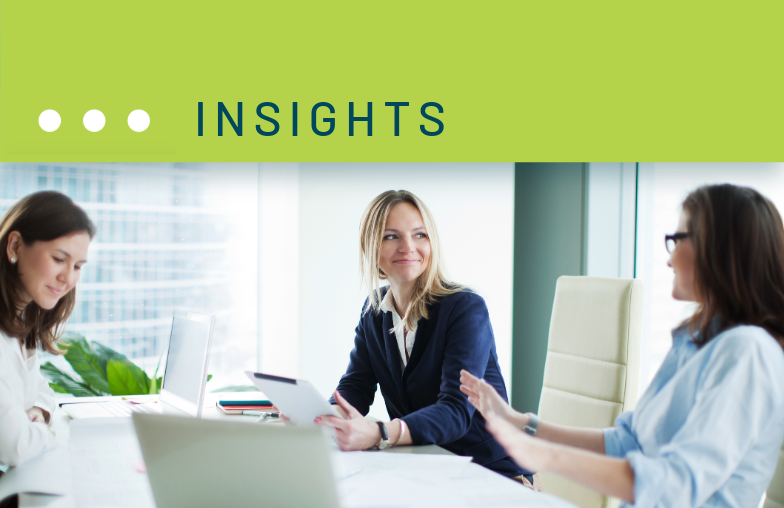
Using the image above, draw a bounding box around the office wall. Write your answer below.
[259,164,300,378]
[511,163,587,413]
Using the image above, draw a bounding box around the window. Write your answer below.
[0,163,259,389]
[634,163,784,391]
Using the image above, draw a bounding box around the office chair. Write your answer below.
[537,276,643,508]
[764,442,784,508]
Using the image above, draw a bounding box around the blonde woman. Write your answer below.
[316,190,538,487]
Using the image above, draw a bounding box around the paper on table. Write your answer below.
[333,451,472,479]
[331,451,578,508]
[332,451,474,508]
[449,466,577,508]
[70,418,155,508]
[0,446,71,501]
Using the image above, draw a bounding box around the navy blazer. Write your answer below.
[332,287,528,477]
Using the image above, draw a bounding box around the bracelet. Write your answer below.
[392,418,405,446]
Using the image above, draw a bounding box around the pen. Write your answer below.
[243,410,267,416]
[254,412,281,423]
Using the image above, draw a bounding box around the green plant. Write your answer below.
[41,332,212,397]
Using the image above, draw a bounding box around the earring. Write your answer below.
[10,257,16,264]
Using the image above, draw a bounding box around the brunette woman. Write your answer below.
[0,191,95,466]
[461,184,784,507]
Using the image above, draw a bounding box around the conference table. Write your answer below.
[0,393,578,508]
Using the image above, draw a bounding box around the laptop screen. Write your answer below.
[162,316,211,405]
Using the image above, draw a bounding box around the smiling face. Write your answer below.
[667,211,697,302]
[378,202,431,289]
[8,231,90,310]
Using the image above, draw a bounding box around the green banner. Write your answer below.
[2,1,783,161]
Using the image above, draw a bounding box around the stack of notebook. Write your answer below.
[216,400,278,415]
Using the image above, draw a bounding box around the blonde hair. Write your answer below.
[359,190,462,331]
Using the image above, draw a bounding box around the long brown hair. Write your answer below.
[0,191,96,353]
[359,190,462,331]
[683,184,784,347]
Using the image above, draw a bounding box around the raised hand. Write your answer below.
[316,390,380,451]
[459,369,523,426]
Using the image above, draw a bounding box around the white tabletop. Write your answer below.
[0,393,577,508]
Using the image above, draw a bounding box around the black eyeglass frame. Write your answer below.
[665,232,691,253]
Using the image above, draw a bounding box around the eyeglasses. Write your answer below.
[665,233,691,253]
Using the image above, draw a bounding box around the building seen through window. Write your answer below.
[0,163,259,388]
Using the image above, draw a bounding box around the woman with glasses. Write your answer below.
[0,192,95,466]
[461,183,784,508]
[315,190,539,488]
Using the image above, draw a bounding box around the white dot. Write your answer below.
[127,110,150,132]
[39,110,61,132]
[83,110,106,132]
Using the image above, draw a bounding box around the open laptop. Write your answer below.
[133,413,340,508]
[60,309,215,419]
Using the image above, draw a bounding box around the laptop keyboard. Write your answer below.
[98,400,158,417]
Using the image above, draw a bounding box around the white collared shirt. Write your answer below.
[0,330,56,466]
[379,290,417,370]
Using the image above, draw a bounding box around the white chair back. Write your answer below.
[764,442,784,508]
[537,276,643,508]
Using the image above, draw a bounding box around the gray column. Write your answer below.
[511,163,587,413]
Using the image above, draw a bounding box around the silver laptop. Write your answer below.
[132,413,340,508]
[61,309,215,419]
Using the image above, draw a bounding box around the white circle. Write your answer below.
[83,110,106,132]
[39,110,61,132]
[127,110,150,132]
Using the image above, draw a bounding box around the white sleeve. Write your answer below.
[33,367,56,423]
[0,374,56,467]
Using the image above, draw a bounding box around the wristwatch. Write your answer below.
[373,421,390,450]
[523,413,540,436]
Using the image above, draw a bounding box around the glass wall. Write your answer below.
[0,163,258,389]
[635,163,784,391]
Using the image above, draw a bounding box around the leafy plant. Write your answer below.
[41,333,212,397]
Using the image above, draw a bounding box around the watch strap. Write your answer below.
[523,413,539,436]
[374,421,390,450]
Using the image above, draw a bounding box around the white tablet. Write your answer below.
[244,371,342,426]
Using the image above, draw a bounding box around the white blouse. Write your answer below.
[0,330,56,466]
[379,291,417,370]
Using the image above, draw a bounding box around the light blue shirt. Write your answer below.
[604,324,784,508]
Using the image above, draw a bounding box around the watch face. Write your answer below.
[378,440,390,450]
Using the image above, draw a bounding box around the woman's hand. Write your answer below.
[26,407,55,435]
[332,404,348,419]
[316,391,380,451]
[459,370,526,427]
[485,412,550,473]
[26,407,46,424]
